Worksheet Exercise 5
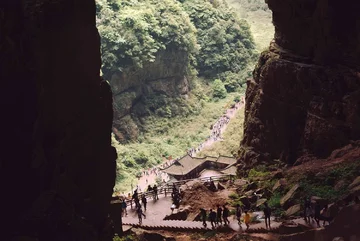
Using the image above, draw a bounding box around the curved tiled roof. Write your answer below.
[162,154,236,176]
[162,154,205,176]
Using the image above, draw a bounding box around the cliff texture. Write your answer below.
[0,0,116,240]
[238,0,360,167]
[110,50,189,142]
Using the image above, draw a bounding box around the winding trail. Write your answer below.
[132,97,245,192]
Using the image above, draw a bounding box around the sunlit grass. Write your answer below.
[196,107,244,158]
[225,0,274,51]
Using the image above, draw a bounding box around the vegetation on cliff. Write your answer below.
[96,0,257,192]
[96,0,198,80]
[96,0,256,87]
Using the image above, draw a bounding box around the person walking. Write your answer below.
[236,204,242,225]
[200,208,207,227]
[209,209,217,229]
[222,205,230,225]
[153,184,159,200]
[141,195,147,212]
[320,204,332,226]
[263,202,271,229]
[171,203,176,214]
[244,210,251,231]
[216,205,222,226]
[137,206,146,225]
[303,197,312,222]
[314,202,321,227]
[121,199,127,217]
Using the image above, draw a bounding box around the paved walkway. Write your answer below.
[121,193,319,233]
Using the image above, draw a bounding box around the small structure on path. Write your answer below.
[161,154,236,180]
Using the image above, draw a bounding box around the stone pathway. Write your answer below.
[121,194,319,233]
[133,98,245,192]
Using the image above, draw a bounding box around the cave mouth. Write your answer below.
[96,0,275,193]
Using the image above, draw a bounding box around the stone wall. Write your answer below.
[0,0,116,240]
[110,49,190,142]
[238,0,360,167]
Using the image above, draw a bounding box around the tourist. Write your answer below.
[121,199,127,217]
[153,184,159,200]
[209,209,217,229]
[303,197,311,222]
[320,204,332,226]
[171,203,176,214]
[236,204,242,225]
[244,210,251,231]
[137,206,146,225]
[222,205,230,225]
[216,205,222,226]
[141,195,147,212]
[263,202,271,229]
[314,202,321,227]
[200,208,207,227]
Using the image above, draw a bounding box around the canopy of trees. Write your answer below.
[96,0,256,89]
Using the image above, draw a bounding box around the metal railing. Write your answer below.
[111,174,235,207]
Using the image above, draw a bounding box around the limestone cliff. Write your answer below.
[0,0,116,240]
[238,0,360,167]
[110,50,190,142]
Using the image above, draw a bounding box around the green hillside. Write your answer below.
[225,0,274,51]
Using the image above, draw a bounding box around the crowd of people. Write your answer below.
[199,201,271,230]
[187,100,244,157]
[131,97,245,193]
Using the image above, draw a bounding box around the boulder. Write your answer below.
[278,221,312,235]
[245,190,254,196]
[285,204,301,217]
[334,180,346,191]
[132,229,175,241]
[350,185,360,196]
[349,176,360,189]
[163,207,189,221]
[273,180,281,192]
[256,198,267,207]
[273,170,284,179]
[310,196,327,205]
[280,184,299,209]
[273,179,287,192]
[234,179,248,187]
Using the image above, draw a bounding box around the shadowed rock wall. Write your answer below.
[238,0,360,167]
[0,0,116,240]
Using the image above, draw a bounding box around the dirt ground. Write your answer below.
[180,181,236,220]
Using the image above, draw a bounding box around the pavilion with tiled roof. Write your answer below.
[162,154,236,180]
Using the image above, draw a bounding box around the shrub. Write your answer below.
[268,191,282,209]
[212,79,227,99]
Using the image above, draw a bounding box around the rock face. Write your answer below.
[0,1,116,240]
[110,50,190,142]
[279,204,360,241]
[238,0,360,166]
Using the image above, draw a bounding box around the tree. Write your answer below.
[212,79,227,99]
